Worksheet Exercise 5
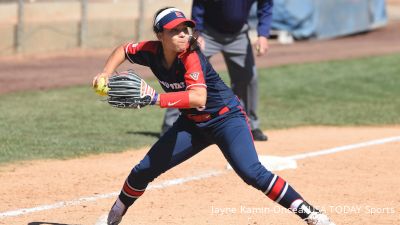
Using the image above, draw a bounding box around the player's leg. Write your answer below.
[221,26,267,141]
[212,108,335,224]
[107,117,212,224]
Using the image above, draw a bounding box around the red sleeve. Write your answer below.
[124,41,158,66]
[181,51,207,90]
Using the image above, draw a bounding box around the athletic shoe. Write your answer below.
[305,212,336,225]
[251,129,268,141]
[107,200,127,225]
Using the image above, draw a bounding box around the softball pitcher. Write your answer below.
[92,7,336,225]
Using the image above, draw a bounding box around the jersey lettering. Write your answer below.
[124,40,234,114]
[159,80,186,90]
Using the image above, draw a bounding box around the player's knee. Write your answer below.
[129,161,166,185]
[238,163,272,191]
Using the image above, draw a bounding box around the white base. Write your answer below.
[227,155,297,171]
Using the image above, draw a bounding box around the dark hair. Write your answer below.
[188,33,200,52]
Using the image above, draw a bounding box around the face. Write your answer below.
[158,23,190,53]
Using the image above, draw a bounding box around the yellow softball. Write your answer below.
[95,77,110,96]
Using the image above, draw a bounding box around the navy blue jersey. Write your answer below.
[191,0,273,36]
[124,41,235,115]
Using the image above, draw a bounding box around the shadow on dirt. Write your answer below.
[126,131,160,138]
[28,222,82,225]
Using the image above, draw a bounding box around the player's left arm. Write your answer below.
[154,86,206,108]
[157,50,207,109]
[187,86,207,107]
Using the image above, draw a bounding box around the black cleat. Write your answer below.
[251,129,268,141]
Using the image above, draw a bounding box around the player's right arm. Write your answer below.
[93,44,126,87]
[155,50,207,109]
[102,45,126,76]
[93,41,154,87]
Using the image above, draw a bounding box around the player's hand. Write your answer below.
[255,36,269,56]
[92,72,111,96]
[92,72,110,88]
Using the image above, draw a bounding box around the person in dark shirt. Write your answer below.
[161,0,272,141]
[93,6,336,225]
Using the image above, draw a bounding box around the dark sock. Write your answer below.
[118,178,147,208]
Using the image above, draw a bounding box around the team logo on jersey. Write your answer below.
[190,72,200,81]
[131,42,138,48]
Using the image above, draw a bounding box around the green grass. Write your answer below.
[0,81,166,164]
[258,53,400,128]
[1,53,399,164]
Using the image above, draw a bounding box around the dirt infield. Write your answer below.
[1,126,399,225]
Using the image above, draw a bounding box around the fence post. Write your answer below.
[136,0,145,41]
[80,0,88,48]
[16,0,25,53]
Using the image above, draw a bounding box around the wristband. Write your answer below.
[150,92,158,105]
[159,92,190,108]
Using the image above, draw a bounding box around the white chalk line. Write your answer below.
[1,135,399,219]
[287,136,400,160]
[0,170,224,219]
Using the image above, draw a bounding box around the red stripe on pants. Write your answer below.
[267,177,285,201]
[123,182,144,197]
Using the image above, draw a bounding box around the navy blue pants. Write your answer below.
[131,106,270,190]
[119,105,303,210]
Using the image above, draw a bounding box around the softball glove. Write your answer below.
[107,70,158,109]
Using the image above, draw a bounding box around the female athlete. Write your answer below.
[93,7,335,225]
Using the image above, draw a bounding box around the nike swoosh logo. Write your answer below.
[167,100,181,107]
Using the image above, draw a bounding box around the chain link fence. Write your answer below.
[0,0,191,55]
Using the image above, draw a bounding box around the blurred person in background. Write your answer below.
[161,0,272,141]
